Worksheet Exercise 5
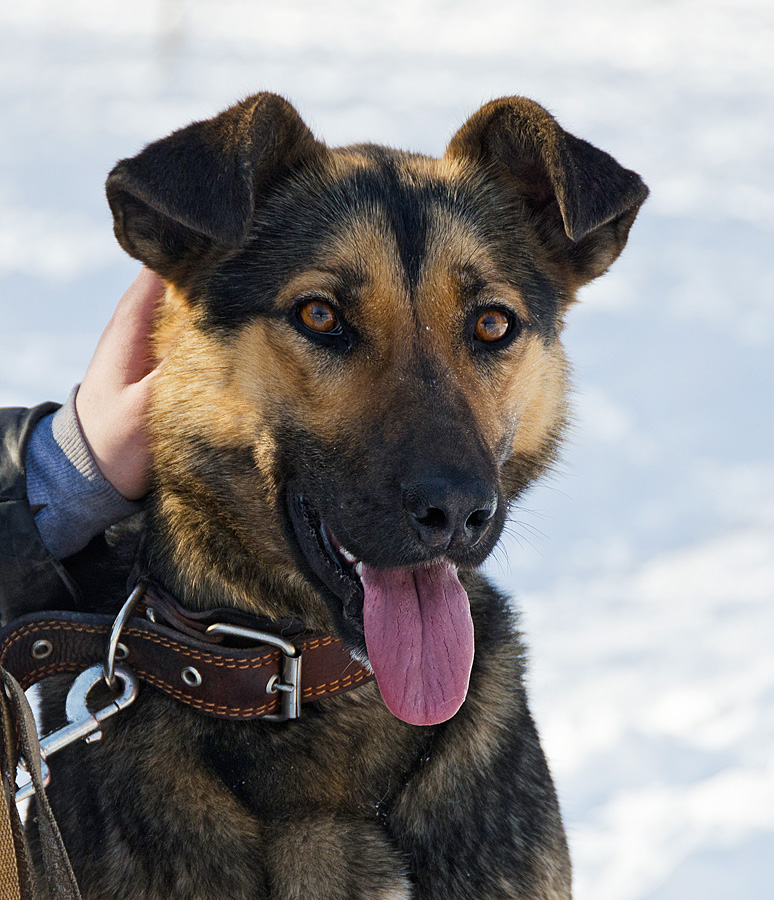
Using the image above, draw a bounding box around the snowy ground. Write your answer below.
[1,1,772,896]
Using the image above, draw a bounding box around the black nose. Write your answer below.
[402,474,498,550]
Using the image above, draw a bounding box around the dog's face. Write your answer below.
[107,94,647,725]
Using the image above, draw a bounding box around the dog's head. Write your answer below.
[107,94,647,725]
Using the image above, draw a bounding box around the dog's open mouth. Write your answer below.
[288,492,474,726]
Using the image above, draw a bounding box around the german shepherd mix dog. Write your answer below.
[40,94,647,899]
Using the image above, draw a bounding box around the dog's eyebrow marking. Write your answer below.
[453,263,488,302]
[305,263,367,311]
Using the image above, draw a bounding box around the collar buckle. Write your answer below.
[205,623,302,721]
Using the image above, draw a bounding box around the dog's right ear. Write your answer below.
[106,93,324,282]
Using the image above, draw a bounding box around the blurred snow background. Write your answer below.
[1,0,772,896]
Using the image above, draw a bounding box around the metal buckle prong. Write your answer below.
[205,623,302,722]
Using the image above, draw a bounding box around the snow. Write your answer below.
[520,527,774,898]
[1,1,772,896]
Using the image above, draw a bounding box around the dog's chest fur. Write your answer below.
[43,576,568,899]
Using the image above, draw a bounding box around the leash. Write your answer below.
[0,582,372,896]
[1,667,81,899]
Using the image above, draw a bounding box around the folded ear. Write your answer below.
[106,93,324,282]
[446,97,648,284]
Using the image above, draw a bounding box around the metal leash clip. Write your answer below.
[15,662,139,805]
[15,585,146,805]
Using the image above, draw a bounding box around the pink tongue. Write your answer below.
[362,560,474,726]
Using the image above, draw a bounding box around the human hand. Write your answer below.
[75,267,166,500]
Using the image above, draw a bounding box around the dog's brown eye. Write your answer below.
[474,309,511,343]
[299,300,339,334]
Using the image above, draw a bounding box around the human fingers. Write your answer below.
[90,267,166,388]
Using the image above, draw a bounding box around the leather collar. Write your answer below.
[0,582,373,721]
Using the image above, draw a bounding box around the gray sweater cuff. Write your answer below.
[25,386,142,559]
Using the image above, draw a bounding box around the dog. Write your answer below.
[37,93,647,899]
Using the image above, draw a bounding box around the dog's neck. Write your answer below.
[138,491,335,634]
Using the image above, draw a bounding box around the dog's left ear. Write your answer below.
[446,97,649,284]
[106,93,325,282]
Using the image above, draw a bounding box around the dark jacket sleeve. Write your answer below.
[0,404,82,625]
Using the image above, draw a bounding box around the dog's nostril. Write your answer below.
[465,506,494,531]
[416,507,447,530]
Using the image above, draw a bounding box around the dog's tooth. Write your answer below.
[340,546,357,563]
[354,562,363,578]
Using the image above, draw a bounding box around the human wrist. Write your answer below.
[25,387,143,559]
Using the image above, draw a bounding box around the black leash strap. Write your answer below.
[0,667,81,900]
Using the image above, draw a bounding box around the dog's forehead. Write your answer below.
[204,144,560,335]
[270,147,486,290]
[318,146,479,288]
